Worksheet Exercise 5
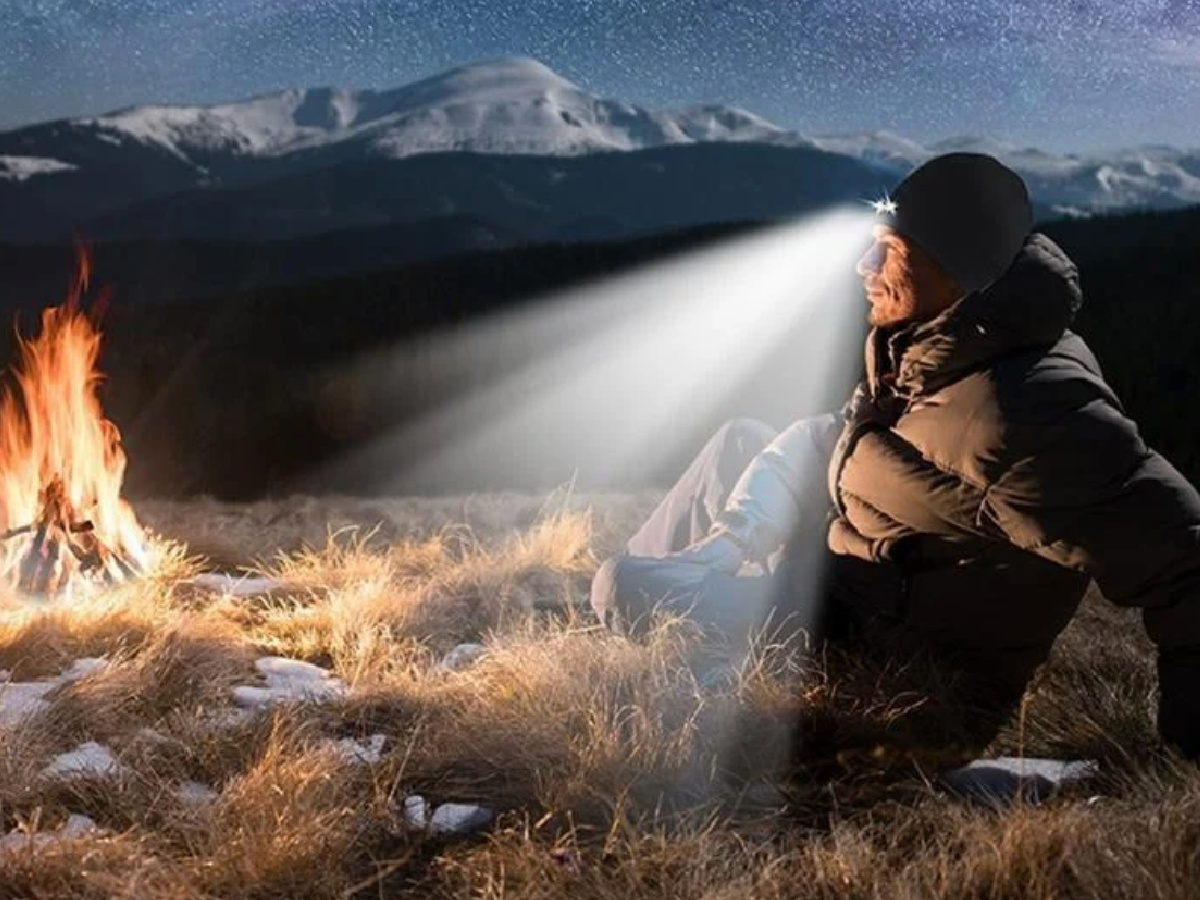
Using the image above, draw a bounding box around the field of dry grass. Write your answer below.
[0,489,1196,900]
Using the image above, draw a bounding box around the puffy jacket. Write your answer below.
[726,233,1200,754]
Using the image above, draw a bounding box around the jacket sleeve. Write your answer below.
[714,411,844,563]
[980,394,1200,756]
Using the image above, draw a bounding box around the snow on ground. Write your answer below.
[401,795,494,837]
[328,734,387,765]
[0,657,108,728]
[438,643,487,672]
[943,756,1099,806]
[0,155,78,182]
[42,742,123,779]
[178,781,220,805]
[231,656,347,708]
[0,814,98,853]
[59,657,107,682]
[428,802,494,836]
[0,681,57,728]
[0,651,508,840]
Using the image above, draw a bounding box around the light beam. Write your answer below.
[317,206,875,496]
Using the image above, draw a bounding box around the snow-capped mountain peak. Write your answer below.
[68,56,802,165]
[1,58,1196,222]
[813,130,1200,211]
[807,130,930,170]
[382,56,582,107]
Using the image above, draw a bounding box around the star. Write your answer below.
[0,0,1195,151]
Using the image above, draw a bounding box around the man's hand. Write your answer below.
[844,382,906,430]
[665,532,746,574]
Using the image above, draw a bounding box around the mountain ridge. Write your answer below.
[0,56,1196,244]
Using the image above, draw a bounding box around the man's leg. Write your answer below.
[590,554,792,646]
[591,417,808,641]
[625,418,778,557]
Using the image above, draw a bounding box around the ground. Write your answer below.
[0,490,1196,899]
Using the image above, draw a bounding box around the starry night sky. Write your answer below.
[2,0,1197,152]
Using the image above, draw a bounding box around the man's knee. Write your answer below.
[710,418,777,460]
[590,554,707,637]
[590,555,628,633]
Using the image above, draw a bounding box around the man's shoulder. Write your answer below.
[988,330,1114,405]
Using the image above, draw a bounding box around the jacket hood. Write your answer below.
[867,233,1084,398]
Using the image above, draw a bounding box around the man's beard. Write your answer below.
[867,285,918,328]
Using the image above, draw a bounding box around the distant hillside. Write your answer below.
[0,216,529,310]
[75,142,888,243]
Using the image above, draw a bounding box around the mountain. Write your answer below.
[0,57,821,242]
[0,56,804,190]
[0,56,1197,245]
[812,132,1200,216]
[807,131,930,171]
[71,56,806,163]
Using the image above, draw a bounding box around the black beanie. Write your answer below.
[877,152,1033,298]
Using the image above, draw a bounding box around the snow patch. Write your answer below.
[402,795,430,829]
[135,727,174,746]
[0,814,97,852]
[944,756,1098,806]
[59,657,108,682]
[0,657,109,729]
[439,643,487,672]
[0,681,57,727]
[42,742,122,779]
[429,803,494,836]
[329,734,387,764]
[178,780,219,804]
[232,656,346,708]
[399,795,494,837]
[0,155,77,182]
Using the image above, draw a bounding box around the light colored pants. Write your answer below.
[590,418,830,647]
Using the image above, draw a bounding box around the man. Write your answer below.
[591,153,1200,756]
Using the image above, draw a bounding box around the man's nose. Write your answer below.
[856,242,885,278]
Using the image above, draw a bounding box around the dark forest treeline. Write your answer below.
[0,208,1196,500]
[1040,208,1200,483]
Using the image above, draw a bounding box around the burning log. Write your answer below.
[1,478,140,595]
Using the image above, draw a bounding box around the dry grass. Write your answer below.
[0,490,1194,899]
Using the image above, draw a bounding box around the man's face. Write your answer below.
[855,225,958,328]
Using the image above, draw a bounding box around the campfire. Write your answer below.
[0,248,145,596]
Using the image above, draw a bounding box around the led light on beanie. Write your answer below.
[876,153,1034,298]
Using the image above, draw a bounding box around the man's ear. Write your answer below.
[910,241,963,311]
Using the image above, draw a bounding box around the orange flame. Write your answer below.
[0,246,144,593]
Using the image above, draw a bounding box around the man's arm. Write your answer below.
[980,397,1200,756]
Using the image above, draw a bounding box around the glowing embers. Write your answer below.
[0,248,145,596]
